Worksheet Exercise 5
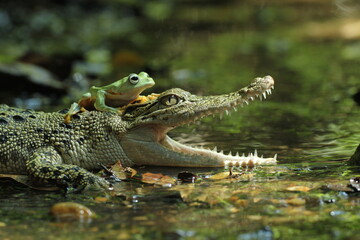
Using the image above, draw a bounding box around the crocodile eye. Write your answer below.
[128,74,139,85]
[160,94,180,106]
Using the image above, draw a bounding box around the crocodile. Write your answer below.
[0,75,276,191]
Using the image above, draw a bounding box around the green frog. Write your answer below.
[64,72,156,123]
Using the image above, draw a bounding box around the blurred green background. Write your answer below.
[0,0,358,113]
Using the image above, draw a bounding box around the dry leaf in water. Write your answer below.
[208,171,244,181]
[107,162,137,180]
[142,172,176,186]
[208,172,231,180]
[285,186,311,192]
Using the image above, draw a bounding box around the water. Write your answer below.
[1,0,360,239]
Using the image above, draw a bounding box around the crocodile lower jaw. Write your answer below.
[160,134,277,167]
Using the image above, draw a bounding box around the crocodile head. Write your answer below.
[120,76,277,167]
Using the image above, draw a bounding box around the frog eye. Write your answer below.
[128,74,139,85]
[160,94,181,106]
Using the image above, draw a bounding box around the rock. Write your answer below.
[353,90,360,105]
[348,144,360,165]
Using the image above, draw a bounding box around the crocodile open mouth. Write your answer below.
[122,76,277,168]
[158,79,277,167]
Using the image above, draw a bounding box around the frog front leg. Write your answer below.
[25,146,111,192]
[94,90,120,113]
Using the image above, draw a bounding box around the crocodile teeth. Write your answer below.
[221,149,278,168]
[262,92,267,99]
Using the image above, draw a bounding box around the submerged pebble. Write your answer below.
[50,202,95,222]
[177,171,197,183]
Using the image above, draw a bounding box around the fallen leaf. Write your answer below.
[208,171,245,181]
[285,198,306,206]
[104,162,137,180]
[142,172,162,183]
[94,197,109,203]
[124,167,137,177]
[160,175,177,186]
[253,198,263,203]
[285,186,311,192]
[229,207,240,213]
[208,172,231,180]
[229,196,239,202]
[141,172,176,186]
[247,215,263,221]
[234,199,248,207]
[133,216,149,221]
[107,162,127,180]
